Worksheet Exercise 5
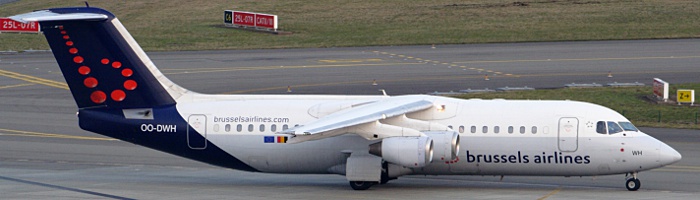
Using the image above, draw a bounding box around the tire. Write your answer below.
[626,178,640,191]
[380,161,390,184]
[349,181,375,190]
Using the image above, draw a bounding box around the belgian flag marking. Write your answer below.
[264,136,288,143]
[276,136,287,143]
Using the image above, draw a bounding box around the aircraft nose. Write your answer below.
[658,143,682,165]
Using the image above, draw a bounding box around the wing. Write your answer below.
[280,95,450,143]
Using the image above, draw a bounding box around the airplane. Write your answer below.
[9,6,681,191]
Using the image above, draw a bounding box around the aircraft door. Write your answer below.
[558,117,578,152]
[187,114,207,149]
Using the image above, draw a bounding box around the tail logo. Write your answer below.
[59,26,139,104]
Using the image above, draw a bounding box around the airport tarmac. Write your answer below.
[1,39,700,199]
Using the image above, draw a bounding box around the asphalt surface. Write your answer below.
[1,39,700,199]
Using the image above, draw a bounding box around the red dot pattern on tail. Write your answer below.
[78,66,90,75]
[63,27,138,104]
[90,90,106,104]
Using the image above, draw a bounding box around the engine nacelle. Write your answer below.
[423,131,460,161]
[369,136,433,168]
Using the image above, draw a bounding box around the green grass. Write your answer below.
[1,0,700,51]
[454,83,700,129]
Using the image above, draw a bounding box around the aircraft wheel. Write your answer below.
[380,161,390,184]
[349,181,375,190]
[625,178,640,191]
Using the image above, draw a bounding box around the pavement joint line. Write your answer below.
[651,165,700,172]
[0,83,34,89]
[666,165,700,170]
[375,50,517,76]
[453,55,700,64]
[223,69,697,93]
[316,59,383,63]
[0,69,68,90]
[162,62,423,75]
[652,168,700,173]
[0,175,136,200]
[225,73,510,94]
[0,128,116,141]
[402,176,614,190]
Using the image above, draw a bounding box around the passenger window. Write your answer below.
[532,126,537,134]
[520,126,525,134]
[259,124,265,132]
[508,126,514,134]
[482,126,488,133]
[237,124,242,132]
[213,124,219,132]
[283,124,289,130]
[607,121,623,134]
[248,124,254,132]
[271,124,277,132]
[470,126,476,133]
[458,126,464,133]
[225,124,231,132]
[494,126,500,134]
[448,125,453,130]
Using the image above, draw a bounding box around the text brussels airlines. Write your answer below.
[466,150,591,164]
[213,116,290,123]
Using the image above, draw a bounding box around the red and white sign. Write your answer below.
[255,13,277,29]
[652,78,669,102]
[233,11,256,27]
[0,18,40,33]
[225,10,278,31]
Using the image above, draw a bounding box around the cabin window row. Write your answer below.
[212,124,299,133]
[449,125,541,134]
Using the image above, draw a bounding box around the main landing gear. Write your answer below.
[625,172,641,191]
[349,161,393,190]
[349,181,376,190]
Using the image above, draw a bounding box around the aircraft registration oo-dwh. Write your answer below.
[9,6,681,191]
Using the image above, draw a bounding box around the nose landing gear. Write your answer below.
[625,172,640,191]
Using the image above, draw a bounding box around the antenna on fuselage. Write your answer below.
[379,89,387,96]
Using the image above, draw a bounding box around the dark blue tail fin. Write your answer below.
[11,7,187,109]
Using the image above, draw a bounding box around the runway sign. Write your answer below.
[224,10,278,31]
[653,78,669,102]
[0,18,40,33]
[255,13,277,30]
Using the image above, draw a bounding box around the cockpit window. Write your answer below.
[619,122,638,132]
[607,121,623,134]
[596,121,607,134]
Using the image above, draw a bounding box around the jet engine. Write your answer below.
[369,136,433,168]
[423,131,460,161]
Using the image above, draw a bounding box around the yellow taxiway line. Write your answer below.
[0,128,116,141]
[0,69,68,90]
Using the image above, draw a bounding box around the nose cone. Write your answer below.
[659,143,682,165]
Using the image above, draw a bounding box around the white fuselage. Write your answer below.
[174,94,678,176]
